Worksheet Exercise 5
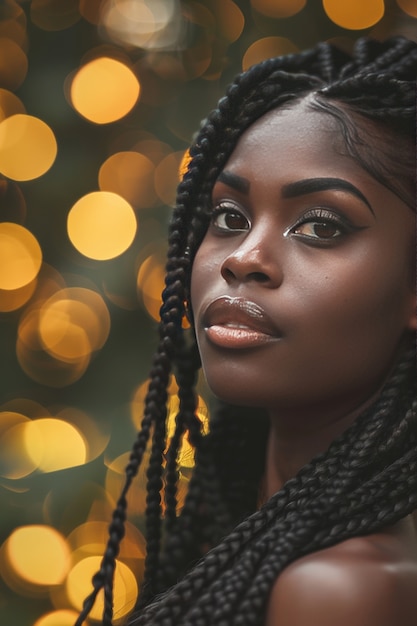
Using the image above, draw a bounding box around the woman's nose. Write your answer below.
[220,227,283,288]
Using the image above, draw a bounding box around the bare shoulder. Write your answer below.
[266,517,417,626]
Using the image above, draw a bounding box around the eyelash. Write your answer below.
[210,203,250,232]
[285,208,356,242]
[210,204,358,244]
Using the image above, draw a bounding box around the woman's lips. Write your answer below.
[202,296,281,349]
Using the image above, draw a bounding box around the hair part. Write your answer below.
[308,96,416,209]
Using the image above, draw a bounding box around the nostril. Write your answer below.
[248,272,270,283]
[222,265,271,284]
[222,267,236,282]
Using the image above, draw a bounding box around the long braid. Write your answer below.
[74,338,173,625]
[75,162,193,623]
[139,224,193,598]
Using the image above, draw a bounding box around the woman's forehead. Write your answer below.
[222,104,360,177]
[218,98,415,211]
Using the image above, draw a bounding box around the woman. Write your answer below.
[76,36,417,626]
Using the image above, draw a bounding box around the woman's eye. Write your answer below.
[211,208,249,232]
[292,220,342,239]
[286,209,355,244]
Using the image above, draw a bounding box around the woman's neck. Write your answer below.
[263,390,382,499]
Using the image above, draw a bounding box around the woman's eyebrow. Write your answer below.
[216,173,375,216]
[216,171,250,194]
[281,177,375,215]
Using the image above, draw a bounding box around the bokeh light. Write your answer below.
[0,412,40,479]
[178,148,192,179]
[30,0,81,31]
[214,0,245,43]
[322,0,385,29]
[15,285,111,388]
[0,398,50,419]
[166,393,210,467]
[17,308,92,387]
[0,411,87,480]
[0,222,42,290]
[20,262,66,309]
[0,279,37,313]
[38,287,111,361]
[23,418,87,473]
[79,0,103,25]
[70,57,140,124]
[105,450,149,517]
[0,114,57,181]
[66,556,138,621]
[68,520,146,563]
[39,305,91,363]
[0,1,27,48]
[130,375,179,428]
[3,525,71,586]
[100,0,184,50]
[396,0,417,17]
[125,377,209,515]
[33,609,87,626]
[137,251,166,321]
[0,37,28,90]
[56,407,111,463]
[0,88,25,120]
[99,151,158,209]
[67,191,137,260]
[131,137,172,165]
[130,378,209,468]
[242,37,298,70]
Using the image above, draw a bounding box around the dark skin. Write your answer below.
[190,101,417,625]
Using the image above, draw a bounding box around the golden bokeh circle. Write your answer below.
[242,37,298,71]
[67,191,137,260]
[4,525,71,586]
[0,89,26,121]
[33,609,84,626]
[0,411,40,480]
[137,253,166,321]
[101,0,181,50]
[0,38,28,90]
[23,418,87,473]
[39,288,111,361]
[396,0,417,17]
[322,0,384,29]
[66,556,137,621]
[0,279,37,313]
[0,222,42,290]
[17,308,92,387]
[0,3,27,48]
[213,0,245,42]
[70,57,140,124]
[0,114,57,181]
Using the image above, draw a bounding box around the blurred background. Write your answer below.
[0,0,416,624]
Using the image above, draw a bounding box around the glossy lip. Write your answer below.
[202,296,282,349]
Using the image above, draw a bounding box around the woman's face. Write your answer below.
[190,102,416,422]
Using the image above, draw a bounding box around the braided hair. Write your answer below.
[76,36,417,626]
